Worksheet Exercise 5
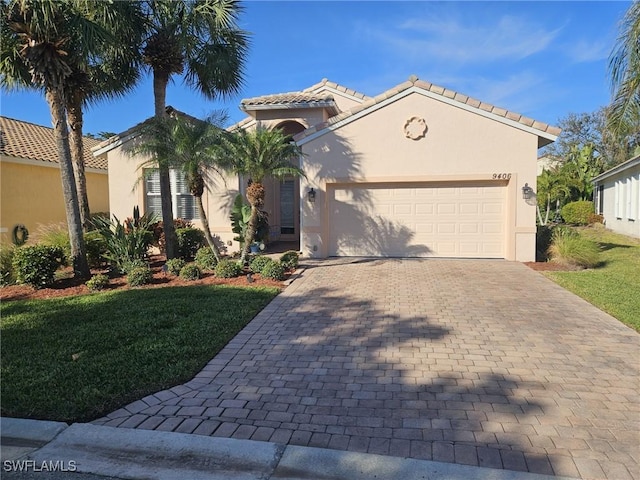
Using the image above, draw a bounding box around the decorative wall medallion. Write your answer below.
[403,116,428,140]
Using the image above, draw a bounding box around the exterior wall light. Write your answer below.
[307,188,316,203]
[522,183,534,200]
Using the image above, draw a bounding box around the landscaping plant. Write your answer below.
[249,255,272,274]
[86,274,109,292]
[215,260,241,278]
[561,201,595,225]
[179,263,201,281]
[548,227,600,268]
[261,260,286,281]
[165,258,186,276]
[126,265,153,287]
[91,214,156,274]
[194,247,218,271]
[176,227,205,260]
[12,245,66,288]
[279,250,299,270]
[0,247,15,286]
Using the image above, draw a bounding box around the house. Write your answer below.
[592,155,640,238]
[0,116,109,244]
[537,155,560,176]
[99,76,560,261]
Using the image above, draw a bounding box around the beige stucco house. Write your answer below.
[593,155,640,238]
[98,76,560,261]
[0,116,109,244]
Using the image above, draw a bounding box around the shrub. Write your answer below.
[249,255,272,274]
[86,274,109,291]
[127,266,152,287]
[536,225,555,262]
[179,263,201,281]
[35,222,70,266]
[261,260,286,281]
[12,245,65,288]
[587,213,604,225]
[91,214,156,273]
[176,228,205,260]
[121,258,148,274]
[561,201,594,225]
[165,258,186,276]
[0,247,15,286]
[230,194,269,246]
[85,230,108,268]
[279,250,299,270]
[215,260,241,278]
[195,247,218,271]
[548,228,600,268]
[151,218,193,253]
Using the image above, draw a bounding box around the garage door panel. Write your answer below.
[329,183,505,258]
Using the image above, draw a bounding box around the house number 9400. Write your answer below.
[492,173,512,180]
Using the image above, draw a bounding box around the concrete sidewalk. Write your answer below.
[1,418,576,480]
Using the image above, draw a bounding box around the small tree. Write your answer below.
[223,127,304,265]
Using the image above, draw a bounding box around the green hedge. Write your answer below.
[12,245,65,288]
[562,201,594,225]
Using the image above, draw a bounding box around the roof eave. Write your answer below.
[592,155,640,183]
[240,102,337,112]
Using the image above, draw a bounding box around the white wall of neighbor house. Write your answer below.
[595,164,640,238]
[299,89,541,261]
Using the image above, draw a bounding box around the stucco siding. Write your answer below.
[105,145,241,252]
[300,90,539,261]
[0,158,108,244]
[597,164,640,238]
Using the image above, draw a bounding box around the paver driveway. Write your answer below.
[96,259,640,479]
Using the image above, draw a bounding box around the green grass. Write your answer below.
[0,285,279,422]
[545,226,640,332]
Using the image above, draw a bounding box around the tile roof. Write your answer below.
[294,76,561,143]
[0,116,107,170]
[303,78,370,102]
[240,91,337,110]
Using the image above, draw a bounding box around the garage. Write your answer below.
[328,182,506,258]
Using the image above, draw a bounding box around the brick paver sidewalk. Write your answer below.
[95,259,640,479]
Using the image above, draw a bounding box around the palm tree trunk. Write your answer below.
[67,90,91,231]
[46,86,90,279]
[196,194,222,262]
[153,69,178,259]
[240,204,259,266]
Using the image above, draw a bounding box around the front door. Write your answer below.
[279,178,299,241]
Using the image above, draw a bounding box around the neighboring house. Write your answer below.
[537,155,560,176]
[592,155,640,238]
[99,76,560,261]
[0,116,109,244]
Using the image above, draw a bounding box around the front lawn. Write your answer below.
[545,226,640,332]
[0,285,279,422]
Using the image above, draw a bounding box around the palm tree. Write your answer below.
[139,0,249,259]
[64,4,144,229]
[0,0,113,279]
[536,168,571,225]
[608,1,640,136]
[223,127,304,265]
[132,112,230,262]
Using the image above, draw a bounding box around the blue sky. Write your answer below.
[0,1,631,136]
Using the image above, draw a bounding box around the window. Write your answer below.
[631,174,639,221]
[615,179,623,219]
[597,184,604,214]
[626,177,633,220]
[144,169,199,220]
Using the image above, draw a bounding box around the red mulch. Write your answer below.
[0,256,286,302]
[524,261,581,272]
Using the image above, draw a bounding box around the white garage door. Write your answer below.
[329,183,506,258]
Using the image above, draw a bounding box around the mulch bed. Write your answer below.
[524,261,582,272]
[1,256,286,302]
